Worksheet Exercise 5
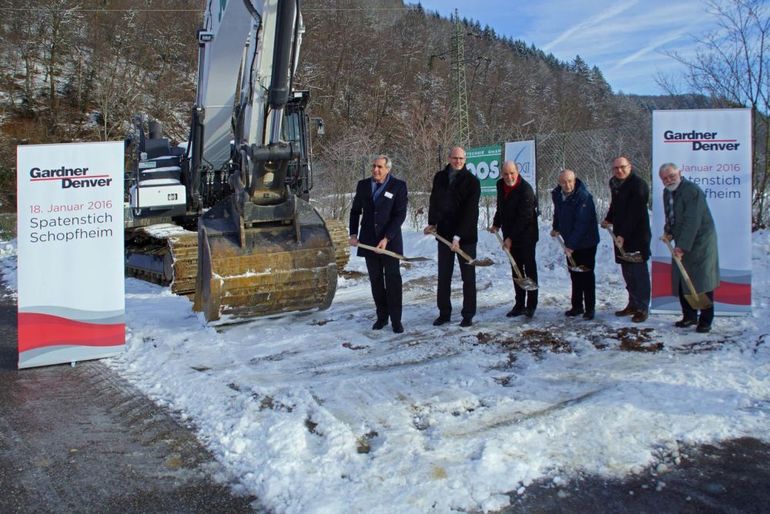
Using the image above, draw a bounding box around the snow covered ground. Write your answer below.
[2,224,769,513]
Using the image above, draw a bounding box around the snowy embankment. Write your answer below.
[2,224,769,513]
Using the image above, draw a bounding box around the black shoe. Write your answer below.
[631,310,648,323]
[460,317,473,327]
[582,310,595,320]
[433,316,450,326]
[614,305,635,317]
[524,307,535,319]
[565,308,584,317]
[675,318,698,328]
[372,319,388,330]
[696,324,711,333]
[506,305,525,317]
[392,321,404,334]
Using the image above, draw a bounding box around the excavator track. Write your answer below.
[125,216,349,301]
[125,225,199,295]
[323,218,351,272]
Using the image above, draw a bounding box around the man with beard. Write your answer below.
[659,162,719,333]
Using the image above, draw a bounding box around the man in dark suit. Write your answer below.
[491,161,539,318]
[601,156,652,323]
[423,146,481,327]
[349,155,408,333]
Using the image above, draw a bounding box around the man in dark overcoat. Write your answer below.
[602,156,652,323]
[349,155,408,333]
[491,161,539,318]
[659,162,719,333]
[423,146,480,327]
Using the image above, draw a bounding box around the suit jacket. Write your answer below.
[427,164,480,244]
[349,174,408,257]
[663,178,719,293]
[605,171,651,261]
[492,176,538,247]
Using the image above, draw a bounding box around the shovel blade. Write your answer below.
[465,257,494,267]
[569,265,591,273]
[619,252,643,263]
[684,293,712,310]
[514,277,538,291]
[403,256,430,262]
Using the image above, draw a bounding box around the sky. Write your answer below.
[3,224,769,513]
[412,0,719,96]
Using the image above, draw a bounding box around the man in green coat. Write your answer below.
[659,163,719,333]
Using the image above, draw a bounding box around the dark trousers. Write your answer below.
[365,254,402,324]
[437,241,476,319]
[621,260,651,312]
[510,244,538,310]
[569,245,596,312]
[679,286,714,327]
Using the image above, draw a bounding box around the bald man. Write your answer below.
[491,161,539,318]
[423,146,481,328]
[550,169,600,319]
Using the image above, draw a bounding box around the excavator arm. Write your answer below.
[192,0,338,322]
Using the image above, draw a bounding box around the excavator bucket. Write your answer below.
[194,196,337,323]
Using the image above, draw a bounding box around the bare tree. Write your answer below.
[661,0,770,228]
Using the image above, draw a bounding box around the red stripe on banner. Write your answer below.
[17,312,125,352]
[651,261,673,297]
[651,261,750,306]
[714,282,751,305]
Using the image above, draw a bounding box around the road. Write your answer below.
[0,280,259,513]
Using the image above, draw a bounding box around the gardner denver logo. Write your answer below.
[29,166,113,189]
[663,130,741,151]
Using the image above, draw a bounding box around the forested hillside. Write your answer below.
[0,0,719,214]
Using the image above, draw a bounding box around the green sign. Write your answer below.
[466,144,501,196]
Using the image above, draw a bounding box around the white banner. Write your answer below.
[504,140,537,196]
[651,109,752,314]
[17,142,125,368]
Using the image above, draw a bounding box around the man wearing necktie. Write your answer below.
[659,162,719,333]
[349,155,408,333]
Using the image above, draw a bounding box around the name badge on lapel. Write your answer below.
[384,191,393,199]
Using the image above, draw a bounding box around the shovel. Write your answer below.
[553,234,590,272]
[355,242,430,262]
[491,231,538,290]
[604,225,643,263]
[661,237,713,310]
[431,232,494,267]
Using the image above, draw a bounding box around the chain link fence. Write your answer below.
[532,125,652,221]
[312,124,653,229]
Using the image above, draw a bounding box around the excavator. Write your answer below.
[124,0,347,322]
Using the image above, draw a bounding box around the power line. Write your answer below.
[0,7,420,12]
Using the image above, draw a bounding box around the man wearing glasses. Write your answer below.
[601,156,652,322]
[424,146,481,327]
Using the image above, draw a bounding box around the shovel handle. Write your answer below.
[553,234,580,269]
[355,242,406,261]
[604,225,627,254]
[492,230,526,279]
[433,232,475,264]
[661,237,701,299]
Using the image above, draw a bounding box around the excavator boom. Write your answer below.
[125,0,344,322]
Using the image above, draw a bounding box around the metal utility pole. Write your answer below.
[451,9,470,148]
